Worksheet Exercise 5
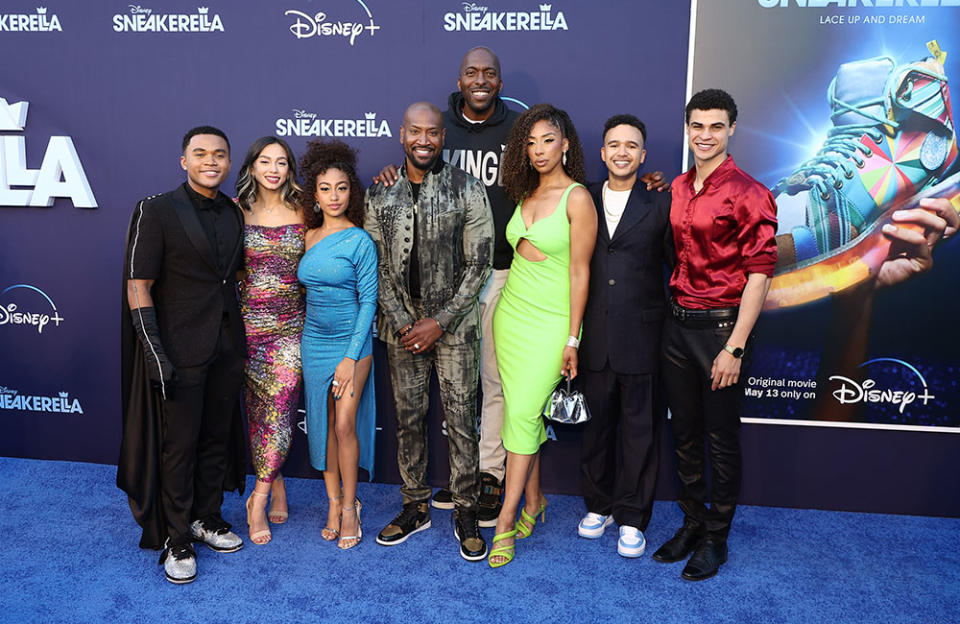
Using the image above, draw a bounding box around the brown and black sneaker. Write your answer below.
[376,502,431,546]
[431,488,455,510]
[477,472,503,528]
[453,506,488,562]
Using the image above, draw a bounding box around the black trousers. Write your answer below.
[579,366,661,530]
[160,321,243,541]
[661,314,746,541]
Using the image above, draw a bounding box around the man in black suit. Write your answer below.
[118,126,246,584]
[577,115,672,558]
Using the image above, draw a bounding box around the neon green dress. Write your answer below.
[494,183,582,455]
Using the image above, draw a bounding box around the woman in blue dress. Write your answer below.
[297,140,378,550]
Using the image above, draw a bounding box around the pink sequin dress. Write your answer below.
[241,223,306,482]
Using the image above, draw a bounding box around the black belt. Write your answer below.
[669,299,738,322]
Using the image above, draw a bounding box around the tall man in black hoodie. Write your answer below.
[377,47,518,527]
[376,47,670,526]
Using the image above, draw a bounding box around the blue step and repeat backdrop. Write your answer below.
[1,0,958,516]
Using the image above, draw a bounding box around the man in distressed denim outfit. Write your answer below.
[366,102,493,561]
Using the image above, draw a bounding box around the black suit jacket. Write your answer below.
[580,180,673,374]
[117,184,246,549]
[125,184,244,368]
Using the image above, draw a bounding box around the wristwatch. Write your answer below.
[724,344,744,359]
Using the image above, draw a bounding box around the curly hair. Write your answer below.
[235,136,303,211]
[501,103,586,205]
[298,139,365,229]
[685,88,738,125]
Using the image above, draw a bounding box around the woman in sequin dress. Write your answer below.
[236,136,306,545]
[298,140,377,550]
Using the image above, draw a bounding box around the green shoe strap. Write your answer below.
[489,530,517,568]
[492,529,517,544]
[516,508,536,538]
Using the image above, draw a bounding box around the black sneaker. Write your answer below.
[477,472,503,528]
[376,501,431,546]
[453,506,488,562]
[431,488,454,510]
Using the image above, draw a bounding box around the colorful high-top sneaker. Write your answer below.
[774,41,957,272]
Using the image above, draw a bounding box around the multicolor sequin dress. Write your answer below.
[298,226,378,478]
[241,223,306,482]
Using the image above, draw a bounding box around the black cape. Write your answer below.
[116,198,247,550]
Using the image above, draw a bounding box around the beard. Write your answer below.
[405,146,440,173]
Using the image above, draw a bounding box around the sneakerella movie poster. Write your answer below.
[690,0,960,431]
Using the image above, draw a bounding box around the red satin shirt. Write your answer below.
[669,155,778,309]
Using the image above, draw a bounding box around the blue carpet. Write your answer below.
[1,456,957,623]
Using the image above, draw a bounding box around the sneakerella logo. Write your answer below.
[0,284,64,334]
[0,98,97,208]
[275,109,392,138]
[829,358,935,414]
[113,5,225,33]
[284,1,381,46]
[0,386,83,414]
[443,2,568,32]
[0,7,62,32]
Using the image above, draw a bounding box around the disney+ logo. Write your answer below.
[829,358,935,414]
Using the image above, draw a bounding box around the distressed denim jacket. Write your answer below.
[364,161,493,346]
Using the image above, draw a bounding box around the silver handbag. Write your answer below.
[543,376,591,424]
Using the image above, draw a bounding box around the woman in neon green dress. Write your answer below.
[489,104,597,567]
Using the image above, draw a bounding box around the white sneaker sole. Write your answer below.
[578,515,614,539]
[618,541,646,558]
[453,526,488,562]
[375,520,431,546]
[165,571,197,584]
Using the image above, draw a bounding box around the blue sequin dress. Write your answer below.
[298,227,378,477]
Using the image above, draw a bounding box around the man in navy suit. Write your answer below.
[577,115,672,558]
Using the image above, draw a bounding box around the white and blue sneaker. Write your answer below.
[617,526,646,558]
[578,512,614,539]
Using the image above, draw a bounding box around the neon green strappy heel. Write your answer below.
[488,528,518,568]
[515,497,547,539]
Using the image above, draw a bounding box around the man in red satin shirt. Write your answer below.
[652,89,778,581]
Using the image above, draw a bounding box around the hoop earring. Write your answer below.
[562,151,568,166]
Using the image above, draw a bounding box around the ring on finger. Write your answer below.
[414,343,421,350]
[332,380,340,387]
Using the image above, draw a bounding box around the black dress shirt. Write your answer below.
[184,182,240,274]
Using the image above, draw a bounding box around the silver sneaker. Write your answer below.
[160,540,197,585]
[190,518,243,553]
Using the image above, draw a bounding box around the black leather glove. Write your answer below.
[130,306,175,398]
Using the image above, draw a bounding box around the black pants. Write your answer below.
[160,321,243,541]
[579,366,661,530]
[661,314,746,541]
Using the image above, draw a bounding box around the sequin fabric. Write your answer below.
[241,223,305,482]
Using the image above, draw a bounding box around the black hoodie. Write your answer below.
[442,91,520,270]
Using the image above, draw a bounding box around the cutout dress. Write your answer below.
[494,183,582,454]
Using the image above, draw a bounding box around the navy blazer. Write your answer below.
[580,180,673,374]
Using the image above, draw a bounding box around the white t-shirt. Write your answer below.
[602,181,632,238]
